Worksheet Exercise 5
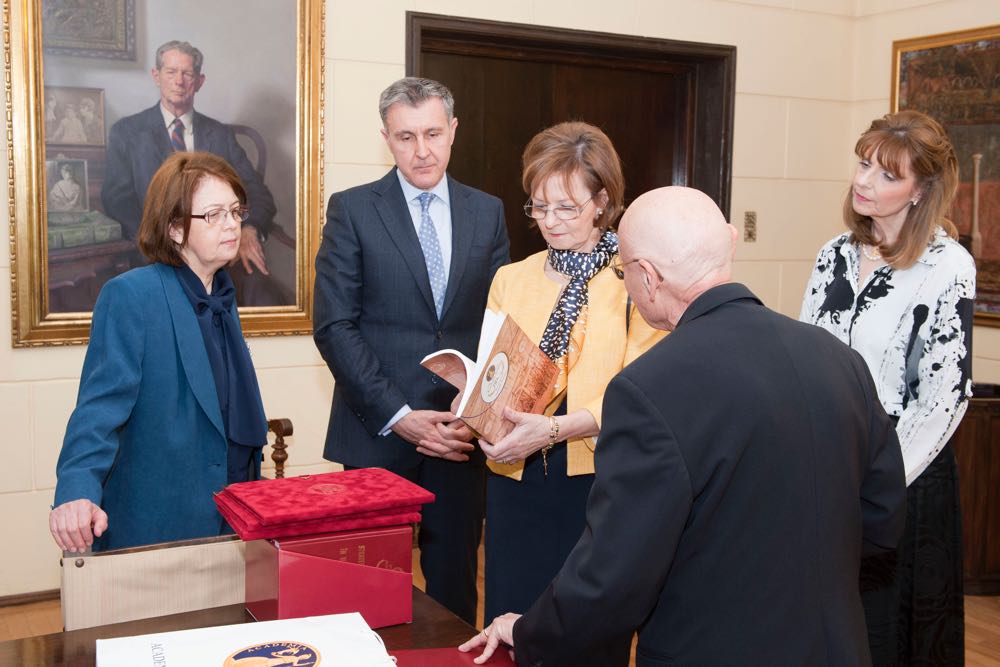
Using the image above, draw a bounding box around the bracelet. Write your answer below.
[548,416,560,446]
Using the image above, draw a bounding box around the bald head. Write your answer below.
[619,187,737,329]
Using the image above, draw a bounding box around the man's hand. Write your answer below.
[393,410,475,461]
[235,225,269,275]
[458,612,521,664]
[49,499,109,553]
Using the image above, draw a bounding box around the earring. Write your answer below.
[596,208,603,216]
[911,199,919,207]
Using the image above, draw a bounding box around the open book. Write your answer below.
[421,309,559,444]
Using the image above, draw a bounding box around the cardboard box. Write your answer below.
[245,525,413,629]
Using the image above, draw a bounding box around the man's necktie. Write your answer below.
[417,192,446,318]
[169,118,186,152]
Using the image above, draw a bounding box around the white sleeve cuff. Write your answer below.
[380,405,412,436]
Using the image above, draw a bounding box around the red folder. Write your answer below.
[391,648,517,666]
[224,468,435,525]
[213,468,435,541]
[215,490,422,541]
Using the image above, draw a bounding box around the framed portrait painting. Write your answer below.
[5,0,324,345]
[892,25,1000,326]
[45,86,106,146]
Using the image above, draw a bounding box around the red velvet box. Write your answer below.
[245,525,413,628]
[215,468,436,541]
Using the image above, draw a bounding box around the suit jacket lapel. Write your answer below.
[143,105,173,162]
[442,176,475,318]
[192,111,216,151]
[154,264,227,441]
[373,170,438,316]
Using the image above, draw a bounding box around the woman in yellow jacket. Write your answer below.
[480,122,664,650]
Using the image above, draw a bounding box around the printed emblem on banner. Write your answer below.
[224,641,320,666]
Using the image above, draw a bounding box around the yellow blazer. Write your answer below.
[486,250,665,479]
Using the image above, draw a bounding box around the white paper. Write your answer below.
[96,612,394,667]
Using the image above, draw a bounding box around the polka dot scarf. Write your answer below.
[539,229,618,361]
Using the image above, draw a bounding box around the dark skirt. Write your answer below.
[484,438,593,622]
[484,438,632,666]
[861,444,964,666]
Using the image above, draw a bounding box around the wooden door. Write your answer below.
[410,13,734,261]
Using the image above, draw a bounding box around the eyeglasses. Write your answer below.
[523,196,594,221]
[611,255,665,282]
[611,254,640,279]
[191,206,250,226]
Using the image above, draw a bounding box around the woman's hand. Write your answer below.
[49,499,108,553]
[479,407,552,465]
[458,613,521,664]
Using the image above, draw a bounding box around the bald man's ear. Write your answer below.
[638,259,660,303]
[729,224,738,259]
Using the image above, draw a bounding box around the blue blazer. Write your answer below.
[54,264,267,551]
[101,103,275,240]
[313,169,509,469]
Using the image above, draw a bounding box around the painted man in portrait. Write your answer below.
[102,39,287,306]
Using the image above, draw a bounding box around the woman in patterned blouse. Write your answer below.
[801,110,975,667]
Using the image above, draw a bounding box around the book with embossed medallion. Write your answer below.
[421,309,558,444]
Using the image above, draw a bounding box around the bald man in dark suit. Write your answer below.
[463,187,905,667]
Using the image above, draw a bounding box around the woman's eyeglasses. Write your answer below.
[191,206,250,225]
[523,196,594,221]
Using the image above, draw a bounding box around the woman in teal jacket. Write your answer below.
[49,151,268,552]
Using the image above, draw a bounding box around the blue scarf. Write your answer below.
[174,265,267,453]
[539,229,618,361]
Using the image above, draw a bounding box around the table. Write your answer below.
[952,384,1000,594]
[48,239,136,312]
[0,589,474,666]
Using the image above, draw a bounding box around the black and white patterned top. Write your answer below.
[799,228,976,486]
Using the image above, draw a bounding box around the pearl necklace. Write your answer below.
[860,243,882,261]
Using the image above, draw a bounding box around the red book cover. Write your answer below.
[391,648,516,666]
[214,490,422,541]
[223,468,435,526]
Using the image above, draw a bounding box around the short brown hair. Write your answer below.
[521,121,625,229]
[138,151,246,266]
[845,110,959,269]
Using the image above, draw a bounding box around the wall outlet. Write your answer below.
[744,211,757,242]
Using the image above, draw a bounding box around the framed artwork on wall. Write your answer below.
[45,86,106,146]
[42,0,136,61]
[5,0,324,346]
[892,25,1000,326]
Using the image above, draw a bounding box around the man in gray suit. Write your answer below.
[102,40,284,304]
[313,77,510,624]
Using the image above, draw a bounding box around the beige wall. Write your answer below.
[1,0,998,596]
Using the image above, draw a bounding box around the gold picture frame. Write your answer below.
[891,25,1000,327]
[5,0,324,346]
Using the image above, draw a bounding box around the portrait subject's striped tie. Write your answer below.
[169,118,186,152]
[417,192,446,318]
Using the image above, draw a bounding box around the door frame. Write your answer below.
[406,12,736,218]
